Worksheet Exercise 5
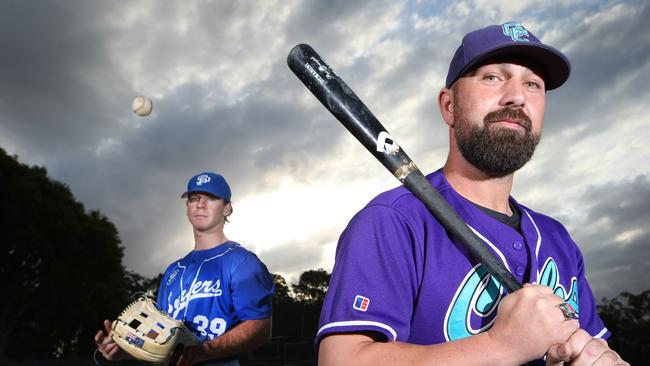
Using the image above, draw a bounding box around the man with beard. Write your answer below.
[316,23,628,365]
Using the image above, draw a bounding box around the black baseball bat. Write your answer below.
[287,44,522,293]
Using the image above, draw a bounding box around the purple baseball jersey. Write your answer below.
[317,169,609,359]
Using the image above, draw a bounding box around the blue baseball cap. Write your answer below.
[181,172,232,202]
[445,22,570,90]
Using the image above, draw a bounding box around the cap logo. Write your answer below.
[196,174,211,186]
[502,22,530,42]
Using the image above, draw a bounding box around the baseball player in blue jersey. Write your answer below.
[96,172,274,366]
[317,23,628,365]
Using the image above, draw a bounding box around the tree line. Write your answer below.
[0,148,647,365]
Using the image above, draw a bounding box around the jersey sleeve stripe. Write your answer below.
[317,320,398,341]
[594,327,609,339]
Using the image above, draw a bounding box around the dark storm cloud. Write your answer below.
[0,0,369,274]
[0,2,129,157]
[258,236,336,282]
[59,30,376,273]
[1,0,647,293]
[285,0,392,46]
[543,2,650,135]
[570,175,650,299]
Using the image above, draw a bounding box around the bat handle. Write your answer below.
[403,171,523,293]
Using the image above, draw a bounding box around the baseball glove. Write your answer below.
[111,296,198,365]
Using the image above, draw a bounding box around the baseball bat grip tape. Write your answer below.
[403,171,523,292]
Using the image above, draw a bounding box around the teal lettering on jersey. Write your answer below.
[539,258,580,317]
[445,258,579,341]
[445,265,503,341]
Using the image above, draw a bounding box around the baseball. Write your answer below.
[132,96,153,117]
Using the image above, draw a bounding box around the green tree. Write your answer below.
[598,289,650,364]
[291,269,330,339]
[291,269,330,305]
[125,270,163,299]
[271,273,292,306]
[269,269,331,338]
[263,271,330,364]
[270,273,299,338]
[0,148,129,359]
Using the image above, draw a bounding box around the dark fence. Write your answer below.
[0,336,317,366]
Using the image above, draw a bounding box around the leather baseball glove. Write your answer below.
[111,296,197,365]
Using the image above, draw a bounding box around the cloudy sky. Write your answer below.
[1,0,648,301]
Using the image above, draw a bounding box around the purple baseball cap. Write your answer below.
[445,22,570,90]
[181,172,232,202]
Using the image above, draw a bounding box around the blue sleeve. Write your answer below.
[231,253,274,320]
[156,263,174,312]
[157,267,170,310]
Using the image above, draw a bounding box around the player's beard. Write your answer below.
[454,107,541,178]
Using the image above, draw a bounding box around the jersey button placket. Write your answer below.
[515,266,525,276]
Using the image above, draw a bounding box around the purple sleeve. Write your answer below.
[317,205,422,345]
[574,247,610,339]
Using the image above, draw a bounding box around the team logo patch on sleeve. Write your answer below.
[353,295,370,312]
[166,269,179,286]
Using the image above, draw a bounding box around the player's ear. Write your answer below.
[438,87,455,127]
[224,202,233,217]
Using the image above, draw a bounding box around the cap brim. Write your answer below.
[458,43,570,90]
[181,190,226,200]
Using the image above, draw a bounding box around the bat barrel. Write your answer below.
[288,43,522,293]
[288,44,413,180]
[403,173,523,292]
